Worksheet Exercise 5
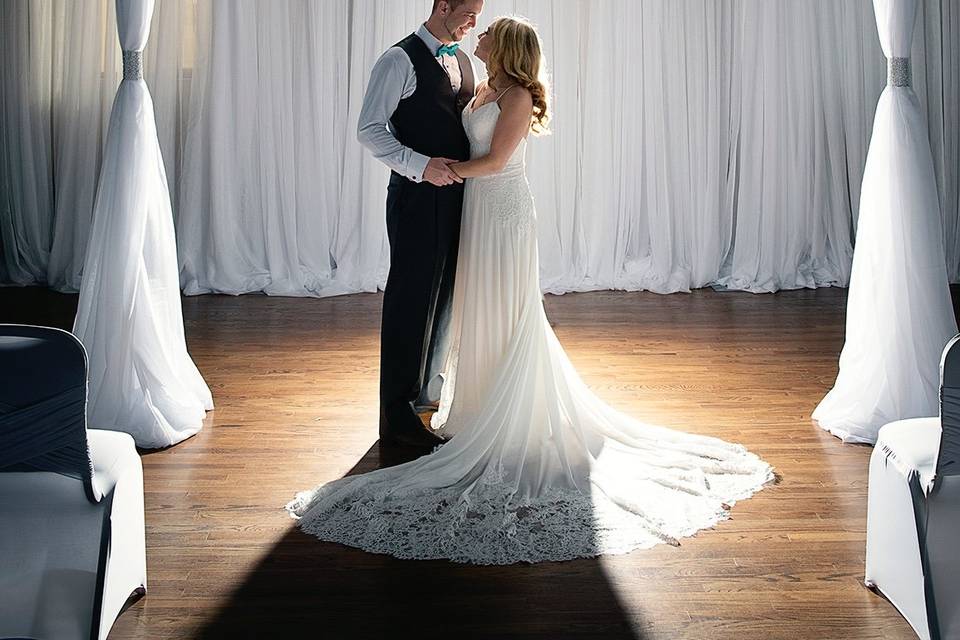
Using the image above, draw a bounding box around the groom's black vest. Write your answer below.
[389,33,473,169]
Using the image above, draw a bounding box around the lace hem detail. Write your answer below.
[286,461,774,565]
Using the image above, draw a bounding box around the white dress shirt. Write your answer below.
[357,24,473,183]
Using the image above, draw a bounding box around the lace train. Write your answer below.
[286,438,773,565]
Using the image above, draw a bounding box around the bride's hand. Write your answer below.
[423,157,464,186]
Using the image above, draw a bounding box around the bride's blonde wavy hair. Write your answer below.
[485,16,551,135]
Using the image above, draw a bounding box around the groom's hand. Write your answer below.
[423,157,463,186]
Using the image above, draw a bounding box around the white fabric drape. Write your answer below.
[812,0,958,444]
[2,0,959,297]
[72,0,213,449]
[176,1,432,297]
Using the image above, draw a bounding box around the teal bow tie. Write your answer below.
[437,43,459,57]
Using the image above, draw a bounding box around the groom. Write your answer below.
[358,0,483,448]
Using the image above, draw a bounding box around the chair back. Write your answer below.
[0,324,100,501]
[938,333,960,478]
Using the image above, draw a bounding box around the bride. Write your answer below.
[288,16,774,565]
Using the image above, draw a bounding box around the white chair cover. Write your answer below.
[0,324,147,640]
[813,0,957,444]
[73,0,213,449]
[866,334,960,640]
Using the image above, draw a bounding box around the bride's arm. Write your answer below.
[451,88,533,179]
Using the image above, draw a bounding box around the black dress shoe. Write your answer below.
[379,402,446,449]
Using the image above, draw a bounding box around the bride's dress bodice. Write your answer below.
[461,100,534,231]
[463,101,527,175]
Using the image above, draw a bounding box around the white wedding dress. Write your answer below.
[288,95,774,564]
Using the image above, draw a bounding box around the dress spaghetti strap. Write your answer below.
[494,84,518,103]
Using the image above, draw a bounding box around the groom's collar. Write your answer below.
[417,23,448,57]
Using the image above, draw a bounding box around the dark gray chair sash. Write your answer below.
[938,385,960,478]
[907,472,942,640]
[0,384,99,502]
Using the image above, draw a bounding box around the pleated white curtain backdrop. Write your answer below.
[177,0,426,297]
[72,0,213,449]
[813,0,958,444]
[1,0,958,297]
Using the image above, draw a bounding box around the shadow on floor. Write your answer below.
[198,442,644,640]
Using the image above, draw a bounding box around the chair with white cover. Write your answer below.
[0,324,146,640]
[866,334,960,640]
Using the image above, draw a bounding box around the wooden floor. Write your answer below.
[1,285,938,640]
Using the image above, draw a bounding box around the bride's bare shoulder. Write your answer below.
[499,85,533,110]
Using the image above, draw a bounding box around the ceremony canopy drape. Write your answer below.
[72,0,213,449]
[813,0,958,444]
[1,0,959,299]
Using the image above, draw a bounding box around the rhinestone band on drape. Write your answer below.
[887,57,911,87]
[123,50,143,81]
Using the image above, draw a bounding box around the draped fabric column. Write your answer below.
[73,0,213,449]
[813,0,957,444]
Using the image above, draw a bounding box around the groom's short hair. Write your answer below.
[432,0,465,12]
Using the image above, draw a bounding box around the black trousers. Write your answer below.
[379,173,463,431]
